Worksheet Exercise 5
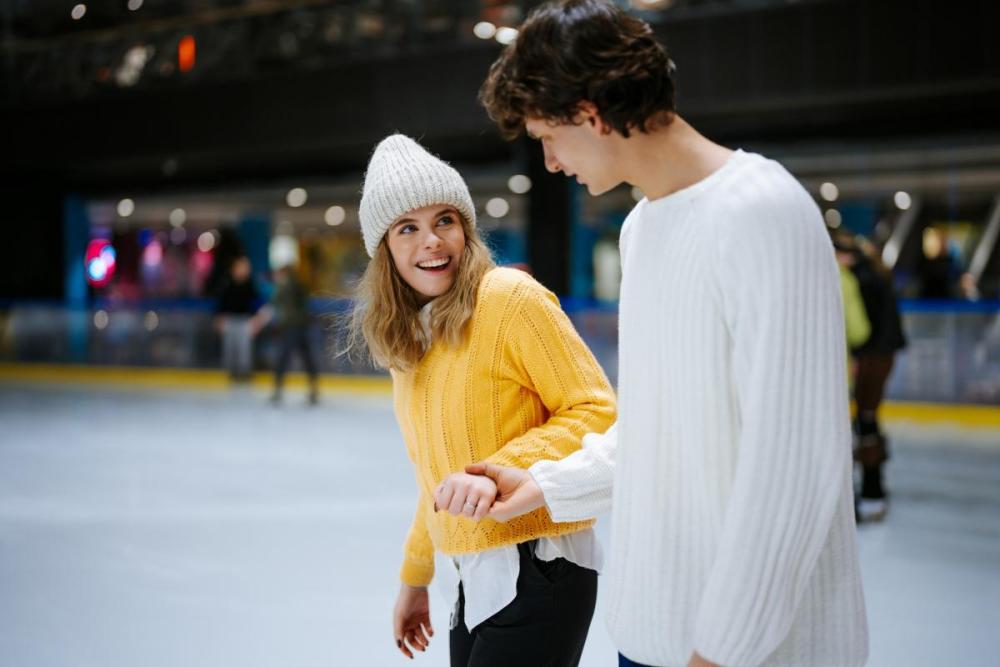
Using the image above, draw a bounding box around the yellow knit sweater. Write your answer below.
[391,267,616,587]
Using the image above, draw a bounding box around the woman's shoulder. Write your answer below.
[479,266,551,303]
[476,268,563,335]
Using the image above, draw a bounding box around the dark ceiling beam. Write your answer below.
[2,0,998,192]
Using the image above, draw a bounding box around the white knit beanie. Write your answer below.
[359,134,477,257]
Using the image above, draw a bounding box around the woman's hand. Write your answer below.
[464,462,545,522]
[393,584,433,659]
[434,472,498,520]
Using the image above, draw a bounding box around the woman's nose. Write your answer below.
[422,230,443,248]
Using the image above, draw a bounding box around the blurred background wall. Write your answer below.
[2,0,998,403]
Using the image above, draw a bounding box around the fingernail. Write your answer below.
[396,640,402,648]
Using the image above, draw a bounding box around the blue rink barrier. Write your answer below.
[557,298,1000,406]
[0,299,997,404]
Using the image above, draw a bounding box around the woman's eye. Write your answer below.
[399,224,416,234]
[438,215,454,226]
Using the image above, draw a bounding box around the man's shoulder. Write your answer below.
[618,201,645,248]
[708,155,819,232]
[723,153,807,205]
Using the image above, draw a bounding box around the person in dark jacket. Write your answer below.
[215,255,261,381]
[258,264,319,405]
[832,232,907,522]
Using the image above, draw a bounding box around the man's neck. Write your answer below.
[621,115,734,202]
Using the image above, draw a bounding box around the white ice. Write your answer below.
[0,384,998,666]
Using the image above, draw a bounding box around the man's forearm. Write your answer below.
[528,423,617,522]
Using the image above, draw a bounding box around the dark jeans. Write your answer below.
[854,354,895,415]
[449,540,598,667]
[273,326,317,389]
[619,654,657,667]
[854,353,895,499]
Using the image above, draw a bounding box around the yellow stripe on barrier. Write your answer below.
[880,401,1000,430]
[0,362,393,396]
[1,363,997,425]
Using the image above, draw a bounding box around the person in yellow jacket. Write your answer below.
[840,263,872,355]
[348,134,616,666]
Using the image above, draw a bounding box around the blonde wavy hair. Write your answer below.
[347,215,495,371]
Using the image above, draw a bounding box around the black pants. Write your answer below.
[449,541,598,667]
[273,326,317,389]
[854,354,895,499]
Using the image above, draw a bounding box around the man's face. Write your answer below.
[525,114,621,196]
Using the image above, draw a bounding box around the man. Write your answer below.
[447,1,869,665]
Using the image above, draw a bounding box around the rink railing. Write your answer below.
[1,298,998,405]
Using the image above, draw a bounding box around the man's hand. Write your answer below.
[392,584,433,659]
[686,652,718,667]
[433,472,497,520]
[464,462,545,522]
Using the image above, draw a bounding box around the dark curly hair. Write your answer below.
[480,0,677,139]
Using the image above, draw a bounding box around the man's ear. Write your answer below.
[577,101,612,135]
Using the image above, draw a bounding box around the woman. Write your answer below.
[349,134,616,666]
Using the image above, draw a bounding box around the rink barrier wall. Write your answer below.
[1,299,998,404]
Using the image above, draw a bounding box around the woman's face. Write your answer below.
[385,205,466,304]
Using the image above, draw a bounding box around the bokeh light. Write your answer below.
[85,239,116,287]
[507,175,532,194]
[820,182,839,202]
[485,197,510,218]
[325,205,346,226]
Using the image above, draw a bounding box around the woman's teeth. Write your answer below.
[417,258,450,269]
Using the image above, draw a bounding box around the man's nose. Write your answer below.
[543,147,561,174]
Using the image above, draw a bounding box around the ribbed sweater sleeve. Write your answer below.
[484,283,616,471]
[529,422,617,522]
[692,188,852,666]
[399,492,435,586]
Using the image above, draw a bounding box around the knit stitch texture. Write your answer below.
[530,151,868,667]
[359,134,477,257]
[391,267,616,587]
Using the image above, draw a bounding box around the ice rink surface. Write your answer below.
[1,383,998,667]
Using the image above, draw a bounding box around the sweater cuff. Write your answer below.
[399,558,434,587]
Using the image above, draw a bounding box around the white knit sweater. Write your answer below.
[530,151,868,667]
